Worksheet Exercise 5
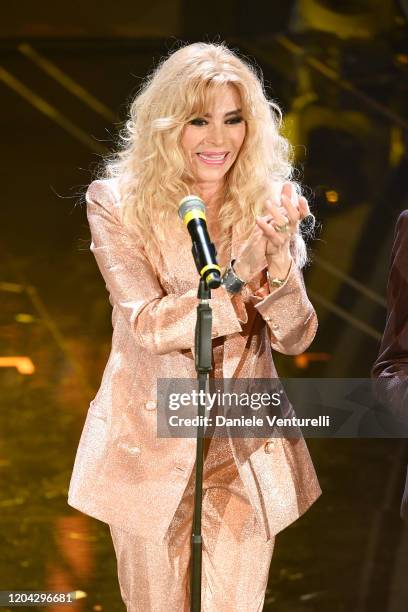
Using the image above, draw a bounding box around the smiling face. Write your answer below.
[180,83,246,199]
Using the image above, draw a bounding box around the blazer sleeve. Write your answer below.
[371,210,408,416]
[250,260,318,355]
[86,180,245,355]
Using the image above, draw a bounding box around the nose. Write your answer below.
[204,122,226,146]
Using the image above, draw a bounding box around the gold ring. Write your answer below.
[274,223,289,233]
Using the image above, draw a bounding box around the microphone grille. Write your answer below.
[178,195,206,220]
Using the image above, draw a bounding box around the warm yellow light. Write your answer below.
[15,313,35,323]
[67,591,87,601]
[325,190,339,204]
[294,353,330,369]
[0,357,35,374]
[396,54,408,65]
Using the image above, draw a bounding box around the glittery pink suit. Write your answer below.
[68,179,322,612]
[109,338,275,612]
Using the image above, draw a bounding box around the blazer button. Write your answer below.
[119,442,141,455]
[264,440,275,454]
[145,400,156,410]
[128,446,141,455]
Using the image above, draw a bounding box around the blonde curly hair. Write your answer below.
[101,41,309,269]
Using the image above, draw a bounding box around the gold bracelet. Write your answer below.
[267,271,285,288]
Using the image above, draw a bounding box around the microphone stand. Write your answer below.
[190,277,213,612]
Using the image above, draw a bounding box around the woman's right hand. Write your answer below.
[232,213,276,282]
[233,183,306,283]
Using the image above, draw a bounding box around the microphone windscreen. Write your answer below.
[178,195,206,221]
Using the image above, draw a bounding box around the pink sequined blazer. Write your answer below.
[68,178,322,543]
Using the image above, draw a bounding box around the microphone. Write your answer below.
[178,195,221,289]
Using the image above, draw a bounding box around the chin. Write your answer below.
[194,165,231,183]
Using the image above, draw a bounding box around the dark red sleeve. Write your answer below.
[372,210,408,415]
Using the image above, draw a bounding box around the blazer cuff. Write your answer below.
[251,260,296,309]
[251,261,316,350]
[210,285,245,336]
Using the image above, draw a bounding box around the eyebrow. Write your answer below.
[202,108,242,118]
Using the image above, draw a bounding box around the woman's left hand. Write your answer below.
[256,182,310,256]
[255,182,310,279]
[232,182,310,284]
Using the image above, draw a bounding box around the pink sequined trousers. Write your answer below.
[109,339,276,611]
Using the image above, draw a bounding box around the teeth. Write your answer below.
[198,153,227,161]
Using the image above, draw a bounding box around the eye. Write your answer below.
[226,116,244,124]
[189,118,208,126]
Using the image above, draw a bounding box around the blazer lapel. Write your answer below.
[188,221,250,380]
[222,223,249,380]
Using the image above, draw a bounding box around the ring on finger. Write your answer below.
[274,222,289,233]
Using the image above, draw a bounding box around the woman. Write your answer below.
[68,42,321,611]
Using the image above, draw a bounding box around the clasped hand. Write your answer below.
[233,183,310,283]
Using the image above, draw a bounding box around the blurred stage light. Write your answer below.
[15,313,35,323]
[0,357,35,374]
[294,353,331,368]
[294,0,394,39]
[325,190,339,204]
[67,591,87,601]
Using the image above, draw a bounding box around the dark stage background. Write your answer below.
[1,1,408,611]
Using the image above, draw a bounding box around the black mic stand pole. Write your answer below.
[190,276,213,612]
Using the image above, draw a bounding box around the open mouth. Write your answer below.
[196,152,229,165]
